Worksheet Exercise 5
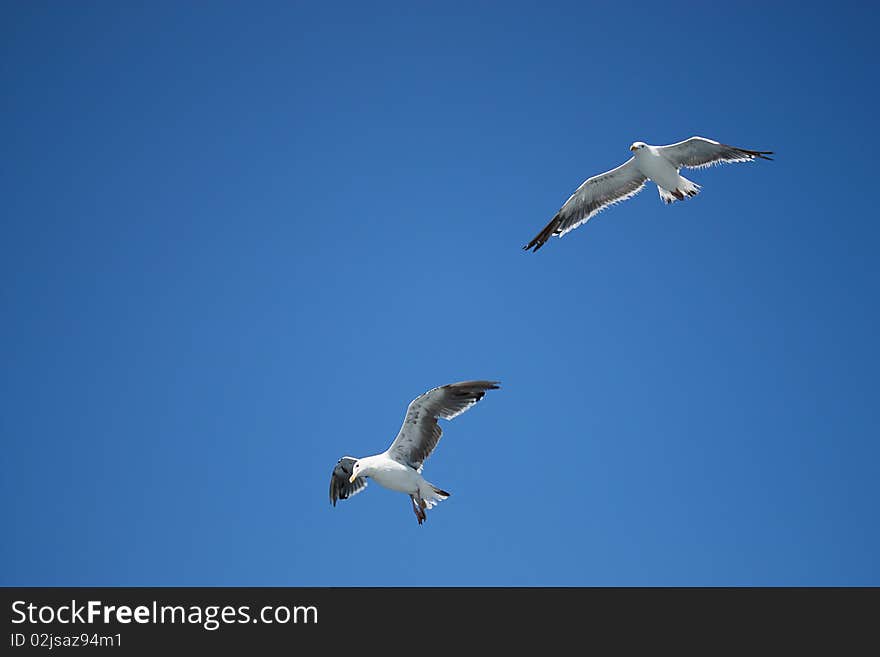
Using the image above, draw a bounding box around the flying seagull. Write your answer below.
[523,136,773,252]
[329,380,500,525]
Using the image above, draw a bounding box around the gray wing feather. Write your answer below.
[657,136,773,170]
[329,456,368,506]
[524,158,647,252]
[385,380,500,470]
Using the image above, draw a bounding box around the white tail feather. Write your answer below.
[419,482,450,509]
[658,177,701,204]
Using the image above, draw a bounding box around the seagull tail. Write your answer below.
[420,482,451,509]
[658,177,701,205]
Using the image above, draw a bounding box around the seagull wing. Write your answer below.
[329,456,368,506]
[385,380,500,471]
[524,157,647,252]
[656,136,773,170]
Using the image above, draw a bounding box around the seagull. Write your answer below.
[329,380,500,525]
[523,136,773,252]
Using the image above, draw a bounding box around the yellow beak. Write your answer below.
[349,473,357,483]
[630,145,636,151]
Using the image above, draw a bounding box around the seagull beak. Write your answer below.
[630,145,636,152]
[349,473,357,484]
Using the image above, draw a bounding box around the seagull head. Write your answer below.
[348,460,361,483]
[349,455,380,481]
[630,141,647,152]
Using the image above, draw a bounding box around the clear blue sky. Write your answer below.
[2,1,878,586]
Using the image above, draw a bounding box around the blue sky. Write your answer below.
[2,1,878,586]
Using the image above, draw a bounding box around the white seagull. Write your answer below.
[524,136,773,251]
[329,380,500,525]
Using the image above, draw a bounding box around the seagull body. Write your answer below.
[329,380,500,525]
[349,453,427,498]
[632,142,702,204]
[524,136,773,251]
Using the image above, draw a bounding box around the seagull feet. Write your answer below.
[411,495,427,525]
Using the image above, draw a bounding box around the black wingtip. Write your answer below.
[747,149,774,161]
[523,212,561,253]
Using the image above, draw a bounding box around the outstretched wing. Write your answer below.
[657,136,773,170]
[329,456,368,506]
[524,158,647,252]
[385,380,500,471]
